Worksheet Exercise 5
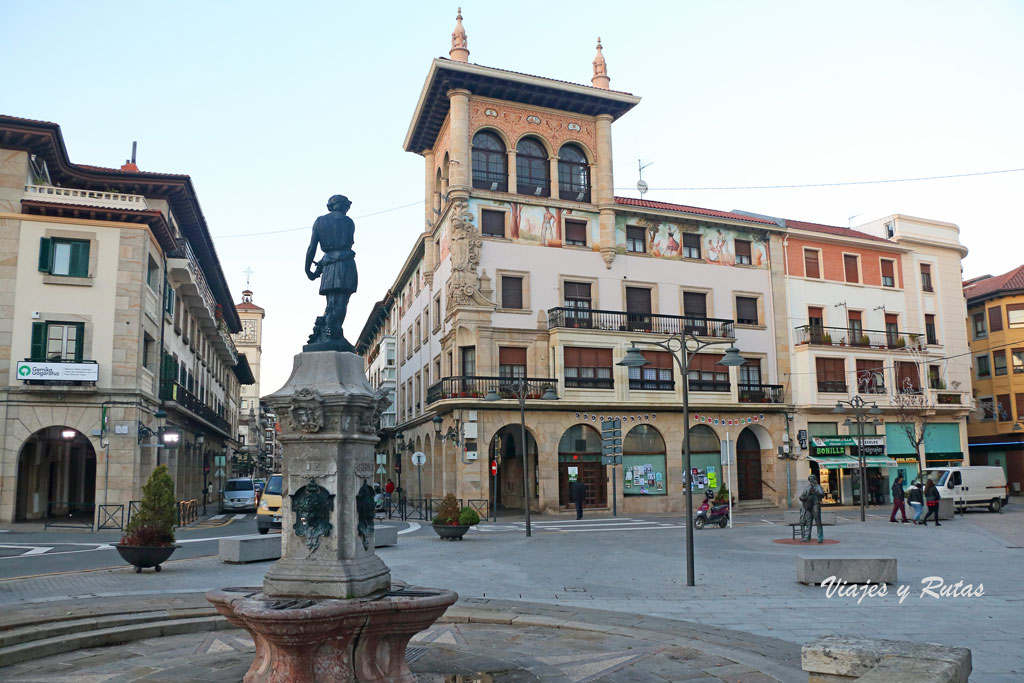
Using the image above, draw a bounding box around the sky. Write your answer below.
[2,1,1021,396]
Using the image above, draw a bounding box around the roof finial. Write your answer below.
[591,37,610,89]
[450,7,469,62]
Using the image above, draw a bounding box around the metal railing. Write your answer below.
[127,500,141,527]
[794,325,925,350]
[43,501,95,529]
[817,381,848,393]
[160,380,231,435]
[387,497,471,521]
[97,504,124,530]
[737,383,784,403]
[688,379,732,393]
[177,499,198,526]
[467,499,489,516]
[427,376,557,404]
[549,307,734,338]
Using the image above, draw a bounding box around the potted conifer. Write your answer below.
[115,464,180,572]
[431,493,480,541]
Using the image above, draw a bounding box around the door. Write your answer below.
[736,430,763,500]
[559,462,607,508]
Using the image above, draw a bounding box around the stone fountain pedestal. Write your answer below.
[207,351,456,682]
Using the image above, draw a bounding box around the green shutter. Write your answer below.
[30,322,46,361]
[74,323,84,361]
[38,238,52,273]
[69,241,89,277]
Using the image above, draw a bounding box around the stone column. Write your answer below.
[422,150,436,285]
[263,351,391,599]
[595,114,616,268]
[549,156,560,201]
[507,150,517,193]
[447,89,472,197]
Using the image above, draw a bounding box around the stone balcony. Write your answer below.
[548,308,735,338]
[23,184,149,211]
[166,239,237,365]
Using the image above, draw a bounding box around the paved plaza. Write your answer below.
[0,506,1021,681]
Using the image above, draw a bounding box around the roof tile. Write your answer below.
[613,197,776,224]
[964,264,1024,302]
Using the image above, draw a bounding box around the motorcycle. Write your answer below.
[694,490,730,529]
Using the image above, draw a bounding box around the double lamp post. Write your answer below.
[831,395,882,522]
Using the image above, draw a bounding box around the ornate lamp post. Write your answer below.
[618,336,744,587]
[432,414,464,503]
[831,395,882,521]
[484,378,558,538]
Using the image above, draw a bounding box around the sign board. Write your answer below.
[375,465,386,474]
[113,421,133,436]
[601,419,622,463]
[411,451,426,466]
[720,439,735,465]
[16,361,98,382]
[601,455,622,465]
[812,436,885,448]
[215,455,226,467]
[490,460,497,476]
[215,468,224,477]
[376,454,387,465]
[567,466,579,482]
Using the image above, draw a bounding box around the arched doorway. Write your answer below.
[736,428,763,500]
[686,425,722,496]
[557,425,606,509]
[15,426,97,521]
[491,424,538,512]
[623,424,667,498]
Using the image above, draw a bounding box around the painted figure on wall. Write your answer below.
[541,207,557,245]
[704,229,733,266]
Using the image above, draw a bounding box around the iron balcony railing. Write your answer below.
[795,325,925,350]
[816,380,848,393]
[427,376,558,404]
[548,308,734,338]
[737,383,784,403]
[688,379,732,393]
[160,380,231,435]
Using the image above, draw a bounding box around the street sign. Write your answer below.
[376,453,387,465]
[411,451,426,466]
[215,468,224,477]
[375,465,386,474]
[601,455,621,465]
[490,459,498,476]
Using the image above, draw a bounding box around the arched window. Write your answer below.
[622,425,667,497]
[687,424,722,495]
[516,137,549,197]
[558,144,590,202]
[471,131,507,192]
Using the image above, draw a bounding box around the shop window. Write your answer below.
[925,314,937,345]
[557,144,590,202]
[976,354,991,378]
[563,347,613,389]
[920,264,933,292]
[622,425,667,496]
[481,209,505,238]
[804,248,820,278]
[843,254,860,283]
[988,306,1003,333]
[627,350,674,391]
[471,131,507,192]
[856,359,885,393]
[626,226,646,253]
[516,137,549,197]
[683,233,701,259]
[735,296,759,325]
[994,349,1008,376]
[500,275,523,309]
[880,259,895,288]
[997,394,1012,421]
[31,321,84,361]
[498,347,527,378]
[38,237,89,277]
[816,357,846,393]
[1008,304,1024,329]
[564,219,587,246]
[688,353,730,392]
[684,424,722,496]
[735,239,752,265]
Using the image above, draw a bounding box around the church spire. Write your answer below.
[449,7,469,62]
[591,37,610,89]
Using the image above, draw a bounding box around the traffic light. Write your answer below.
[395,454,402,474]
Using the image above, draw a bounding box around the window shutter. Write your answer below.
[564,347,581,366]
[804,249,820,278]
[499,347,527,366]
[30,321,46,361]
[625,287,651,314]
[683,292,707,318]
[881,259,894,281]
[735,240,751,259]
[564,220,587,244]
[844,254,859,283]
[69,241,89,277]
[38,237,52,273]
[501,276,523,309]
[988,307,1003,332]
[74,323,84,361]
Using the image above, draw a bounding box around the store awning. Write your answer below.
[809,455,859,469]
[858,456,899,468]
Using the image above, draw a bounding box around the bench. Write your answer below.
[797,557,897,585]
[784,510,837,539]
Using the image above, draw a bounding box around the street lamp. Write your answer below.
[484,376,558,538]
[618,335,744,587]
[832,396,882,522]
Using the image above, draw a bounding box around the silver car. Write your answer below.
[221,478,257,513]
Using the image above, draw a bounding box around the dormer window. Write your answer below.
[516,137,549,197]
[471,131,507,192]
[557,143,590,202]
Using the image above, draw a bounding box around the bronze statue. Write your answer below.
[305,195,357,352]
[800,474,826,543]
[356,480,376,551]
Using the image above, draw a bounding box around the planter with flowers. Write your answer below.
[116,464,180,572]
[431,493,480,541]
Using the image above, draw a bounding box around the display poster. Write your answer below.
[567,466,579,483]
[707,465,718,490]
[622,455,667,496]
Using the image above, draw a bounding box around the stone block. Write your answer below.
[784,510,837,525]
[802,635,971,682]
[219,534,281,564]
[374,524,398,547]
[796,557,896,585]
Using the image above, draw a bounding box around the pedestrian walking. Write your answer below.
[922,479,941,526]
[570,478,587,520]
[908,482,925,524]
[384,478,395,511]
[889,475,909,523]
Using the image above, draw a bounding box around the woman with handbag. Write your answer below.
[922,479,941,526]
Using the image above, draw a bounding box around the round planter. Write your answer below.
[432,523,470,541]
[115,543,180,572]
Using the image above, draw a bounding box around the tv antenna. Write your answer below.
[636,158,654,198]
[848,213,862,228]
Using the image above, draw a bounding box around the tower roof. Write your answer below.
[449,7,469,62]
[591,38,610,89]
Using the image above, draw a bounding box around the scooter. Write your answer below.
[694,490,730,529]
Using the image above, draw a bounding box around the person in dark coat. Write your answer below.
[570,478,587,520]
[889,475,909,523]
[908,482,925,524]
[922,479,942,526]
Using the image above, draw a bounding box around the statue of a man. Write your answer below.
[304,195,357,352]
[800,474,826,543]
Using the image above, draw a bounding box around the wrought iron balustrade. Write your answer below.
[816,380,848,393]
[795,325,925,350]
[737,383,784,403]
[160,380,231,435]
[548,308,734,338]
[688,379,732,393]
[427,376,558,404]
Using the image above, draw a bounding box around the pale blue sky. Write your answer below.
[2,1,1021,393]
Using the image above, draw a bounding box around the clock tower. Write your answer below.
[233,288,265,426]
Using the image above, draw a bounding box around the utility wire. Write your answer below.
[214,199,424,239]
[615,167,1024,192]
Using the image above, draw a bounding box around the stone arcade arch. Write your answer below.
[15,426,97,522]
[557,424,606,509]
[489,423,538,512]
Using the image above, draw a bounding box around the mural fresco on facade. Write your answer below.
[614,216,768,267]
[470,199,598,248]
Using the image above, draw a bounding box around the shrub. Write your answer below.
[432,493,461,526]
[714,485,730,503]
[121,464,176,546]
[458,507,480,526]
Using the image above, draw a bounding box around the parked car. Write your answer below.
[221,477,258,513]
[918,466,1009,512]
[256,474,283,534]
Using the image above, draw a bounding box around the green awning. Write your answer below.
[859,456,898,468]
[810,455,859,469]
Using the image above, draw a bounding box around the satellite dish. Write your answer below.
[637,179,648,197]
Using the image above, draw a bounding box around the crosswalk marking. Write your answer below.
[475,518,686,534]
[232,514,247,521]
[210,514,225,520]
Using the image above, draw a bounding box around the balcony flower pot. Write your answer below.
[115,543,180,572]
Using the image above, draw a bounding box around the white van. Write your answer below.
[918,467,1009,512]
